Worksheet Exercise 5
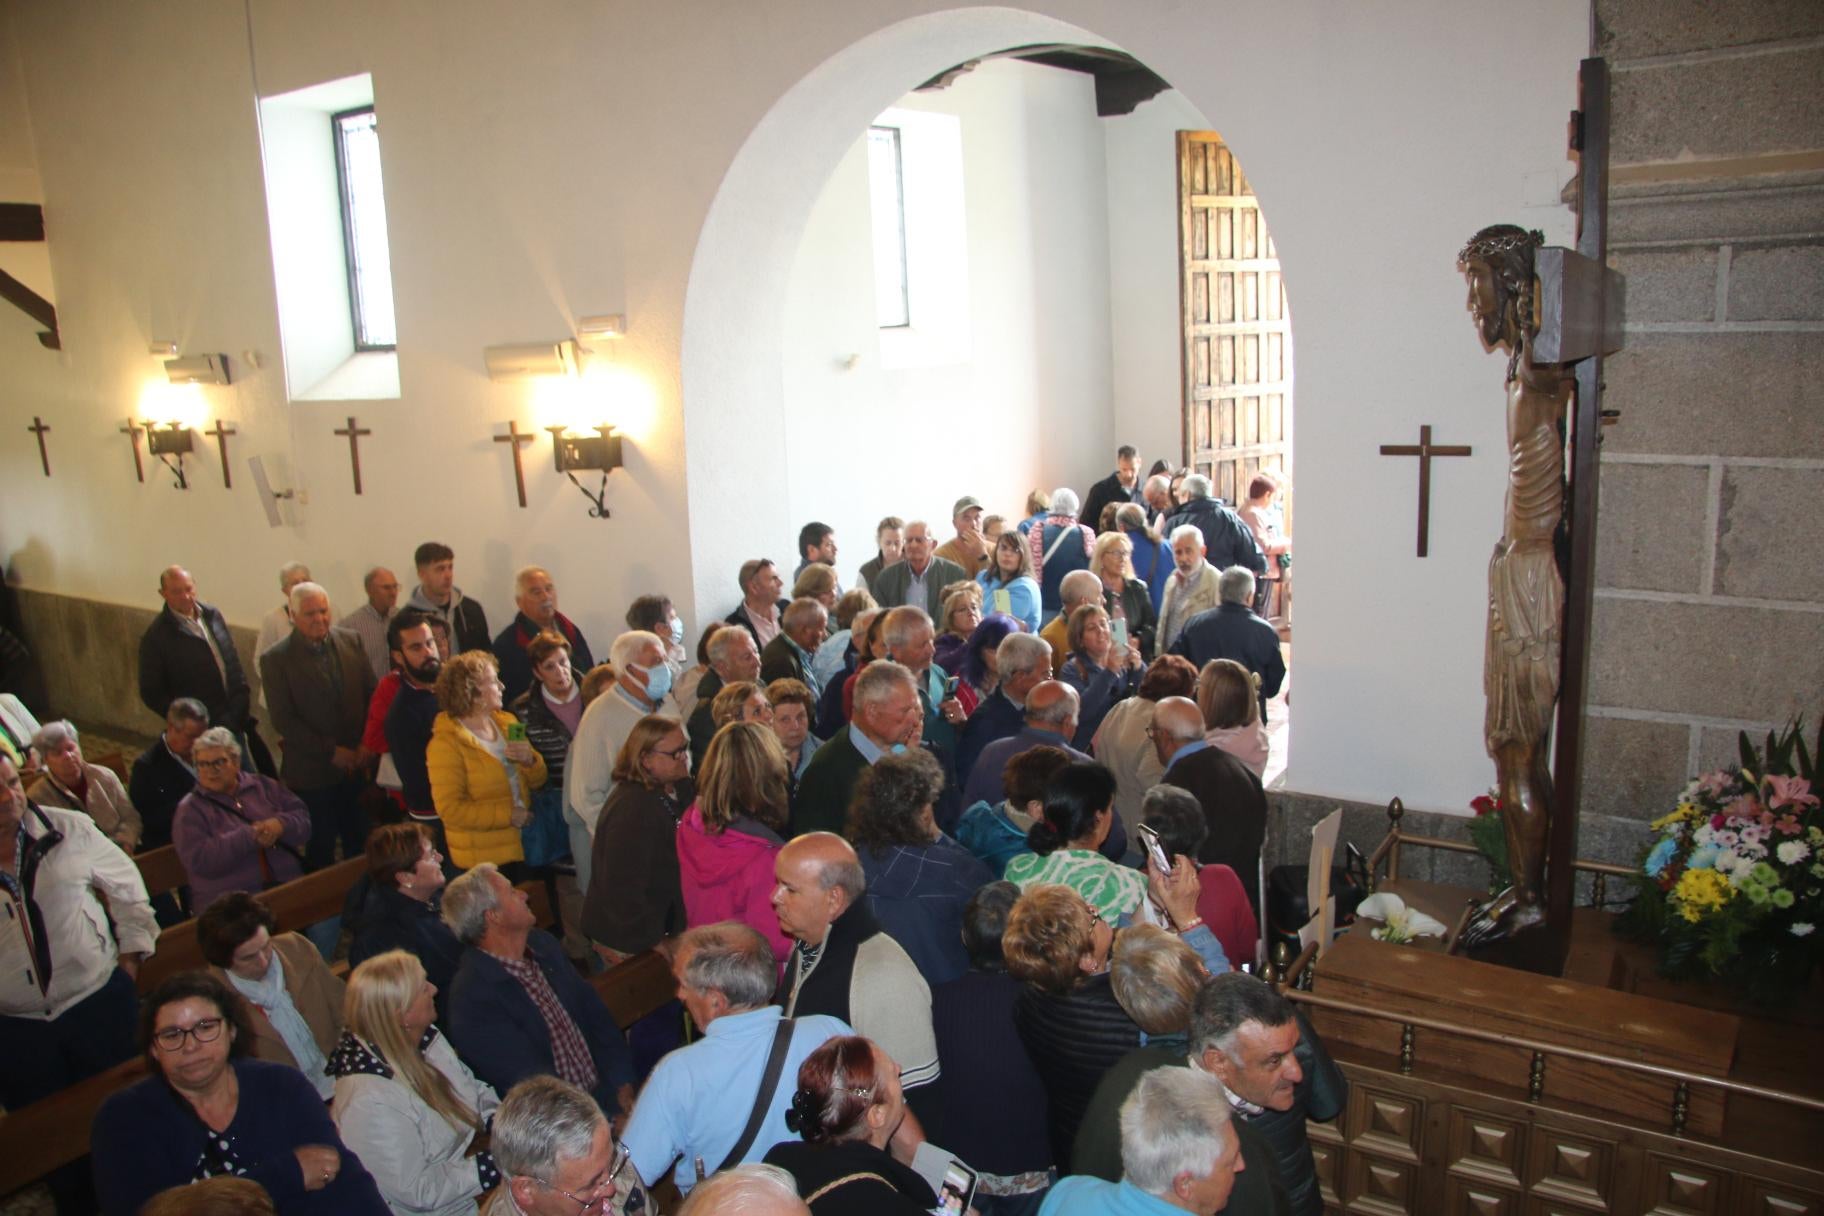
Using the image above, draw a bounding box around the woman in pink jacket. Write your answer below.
[676,721,793,964]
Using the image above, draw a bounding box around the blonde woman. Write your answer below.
[1197,659,1268,778]
[426,651,547,872]
[329,950,501,1216]
[1091,529,1158,660]
[676,721,793,963]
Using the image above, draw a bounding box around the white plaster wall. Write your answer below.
[1104,89,1211,471]
[0,0,1585,813]
[779,58,1115,583]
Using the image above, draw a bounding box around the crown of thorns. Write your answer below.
[1458,228,1544,264]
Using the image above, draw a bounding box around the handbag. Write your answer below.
[519,785,571,868]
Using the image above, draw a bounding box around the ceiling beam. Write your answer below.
[0,267,59,348]
[0,203,46,242]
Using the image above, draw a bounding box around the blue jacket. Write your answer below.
[962,727,1126,863]
[92,1059,389,1216]
[976,572,1042,634]
[446,926,636,1115]
[1125,528,1173,616]
[954,800,1034,878]
[1169,602,1286,719]
[859,836,995,987]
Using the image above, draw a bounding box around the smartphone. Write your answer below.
[992,588,1012,616]
[944,675,959,698]
[1110,617,1129,651]
[1136,823,1172,874]
[931,1161,978,1215]
[505,722,527,743]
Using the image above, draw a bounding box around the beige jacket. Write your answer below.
[30,762,142,851]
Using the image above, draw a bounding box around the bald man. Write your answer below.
[138,566,268,771]
[1152,696,1268,916]
[960,681,1128,863]
[772,833,940,1106]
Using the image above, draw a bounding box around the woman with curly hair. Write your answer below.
[426,651,546,872]
[846,749,993,987]
[762,1035,936,1215]
[676,722,793,963]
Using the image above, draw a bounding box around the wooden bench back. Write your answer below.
[136,856,367,993]
[133,844,189,901]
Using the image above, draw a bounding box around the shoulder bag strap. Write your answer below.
[718,1016,797,1171]
[805,1172,895,1203]
[1041,522,1075,565]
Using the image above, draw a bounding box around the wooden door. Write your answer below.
[1177,131,1292,519]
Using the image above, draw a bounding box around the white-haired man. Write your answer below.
[259,581,376,870]
[338,565,400,682]
[493,564,597,704]
[1157,525,1224,653]
[567,630,671,860]
[622,923,850,1196]
[687,625,763,765]
[792,660,923,837]
[255,560,314,663]
[955,630,1053,785]
[871,520,966,617]
[759,597,827,697]
[490,1075,647,1216]
[1029,487,1096,625]
[1040,1067,1248,1215]
[1165,474,1266,578]
[1172,566,1286,721]
[677,1164,810,1215]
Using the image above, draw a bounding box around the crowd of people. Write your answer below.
[0,447,1328,1216]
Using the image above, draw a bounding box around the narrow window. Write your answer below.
[332,107,398,349]
[866,125,910,329]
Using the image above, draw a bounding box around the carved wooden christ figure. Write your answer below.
[1459,225,1574,945]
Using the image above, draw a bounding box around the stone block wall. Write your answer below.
[1581,1,1824,848]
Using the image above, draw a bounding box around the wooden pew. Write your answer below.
[0,1057,148,1196]
[593,949,677,1032]
[136,856,367,993]
[133,844,189,903]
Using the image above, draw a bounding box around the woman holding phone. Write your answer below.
[976,532,1042,635]
[426,651,547,874]
[1091,531,1157,661]
[1056,605,1143,751]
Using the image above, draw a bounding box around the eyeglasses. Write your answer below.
[651,743,690,760]
[535,1175,614,1213]
[1085,904,1105,927]
[154,1017,225,1052]
[195,756,236,771]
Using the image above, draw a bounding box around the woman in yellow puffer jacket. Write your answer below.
[427,651,547,870]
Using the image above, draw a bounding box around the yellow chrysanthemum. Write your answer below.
[1672,868,1734,924]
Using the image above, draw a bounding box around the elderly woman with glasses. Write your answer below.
[584,714,695,963]
[91,972,388,1215]
[173,727,312,910]
[27,719,143,851]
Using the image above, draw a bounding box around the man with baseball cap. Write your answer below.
[934,495,989,578]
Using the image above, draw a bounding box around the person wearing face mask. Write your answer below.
[565,631,674,884]
[625,594,689,699]
[492,567,597,706]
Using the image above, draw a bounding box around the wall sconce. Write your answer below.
[148,340,179,358]
[574,314,627,351]
[545,424,621,519]
[164,353,232,386]
[144,421,195,489]
[485,340,578,381]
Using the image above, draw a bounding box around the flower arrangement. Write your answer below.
[1617,718,1824,1004]
[1467,793,1508,893]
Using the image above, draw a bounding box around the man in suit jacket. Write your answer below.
[1152,696,1267,915]
[870,520,967,617]
[138,565,273,772]
[259,582,377,870]
[443,864,636,1119]
[759,597,827,696]
[1172,566,1286,721]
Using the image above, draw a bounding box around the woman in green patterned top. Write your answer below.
[1002,762,1147,921]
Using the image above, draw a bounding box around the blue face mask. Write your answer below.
[640,661,674,704]
[668,615,684,647]
[889,742,909,755]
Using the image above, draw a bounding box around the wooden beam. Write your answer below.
[0,266,57,332]
[0,202,45,241]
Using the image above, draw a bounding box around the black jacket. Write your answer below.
[128,737,195,850]
[1013,973,1141,1170]
[1081,470,1143,536]
[492,611,596,706]
[723,599,790,647]
[1162,745,1268,914]
[759,632,812,688]
[343,881,465,1026]
[137,602,252,732]
[1240,1010,1348,1216]
[1171,601,1286,718]
[1165,498,1268,574]
[686,670,726,768]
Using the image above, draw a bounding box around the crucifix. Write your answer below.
[118,417,146,483]
[25,415,50,477]
[333,416,372,495]
[205,420,238,489]
[1378,424,1471,557]
[494,421,535,508]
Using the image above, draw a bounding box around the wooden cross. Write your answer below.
[1378,424,1471,557]
[333,416,372,495]
[205,419,237,489]
[494,421,535,509]
[25,415,50,477]
[118,417,146,483]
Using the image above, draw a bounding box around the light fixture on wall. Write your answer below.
[163,353,232,386]
[148,340,179,358]
[545,424,622,520]
[144,421,196,489]
[484,340,578,380]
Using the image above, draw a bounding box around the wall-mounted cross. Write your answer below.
[333,416,372,495]
[26,415,50,477]
[206,419,237,489]
[1378,424,1471,557]
[118,417,145,483]
[494,420,535,509]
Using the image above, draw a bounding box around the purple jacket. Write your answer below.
[172,772,312,909]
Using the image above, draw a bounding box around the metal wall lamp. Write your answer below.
[144,421,195,489]
[545,424,622,519]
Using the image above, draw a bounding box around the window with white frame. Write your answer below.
[866,125,910,329]
[332,107,398,350]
